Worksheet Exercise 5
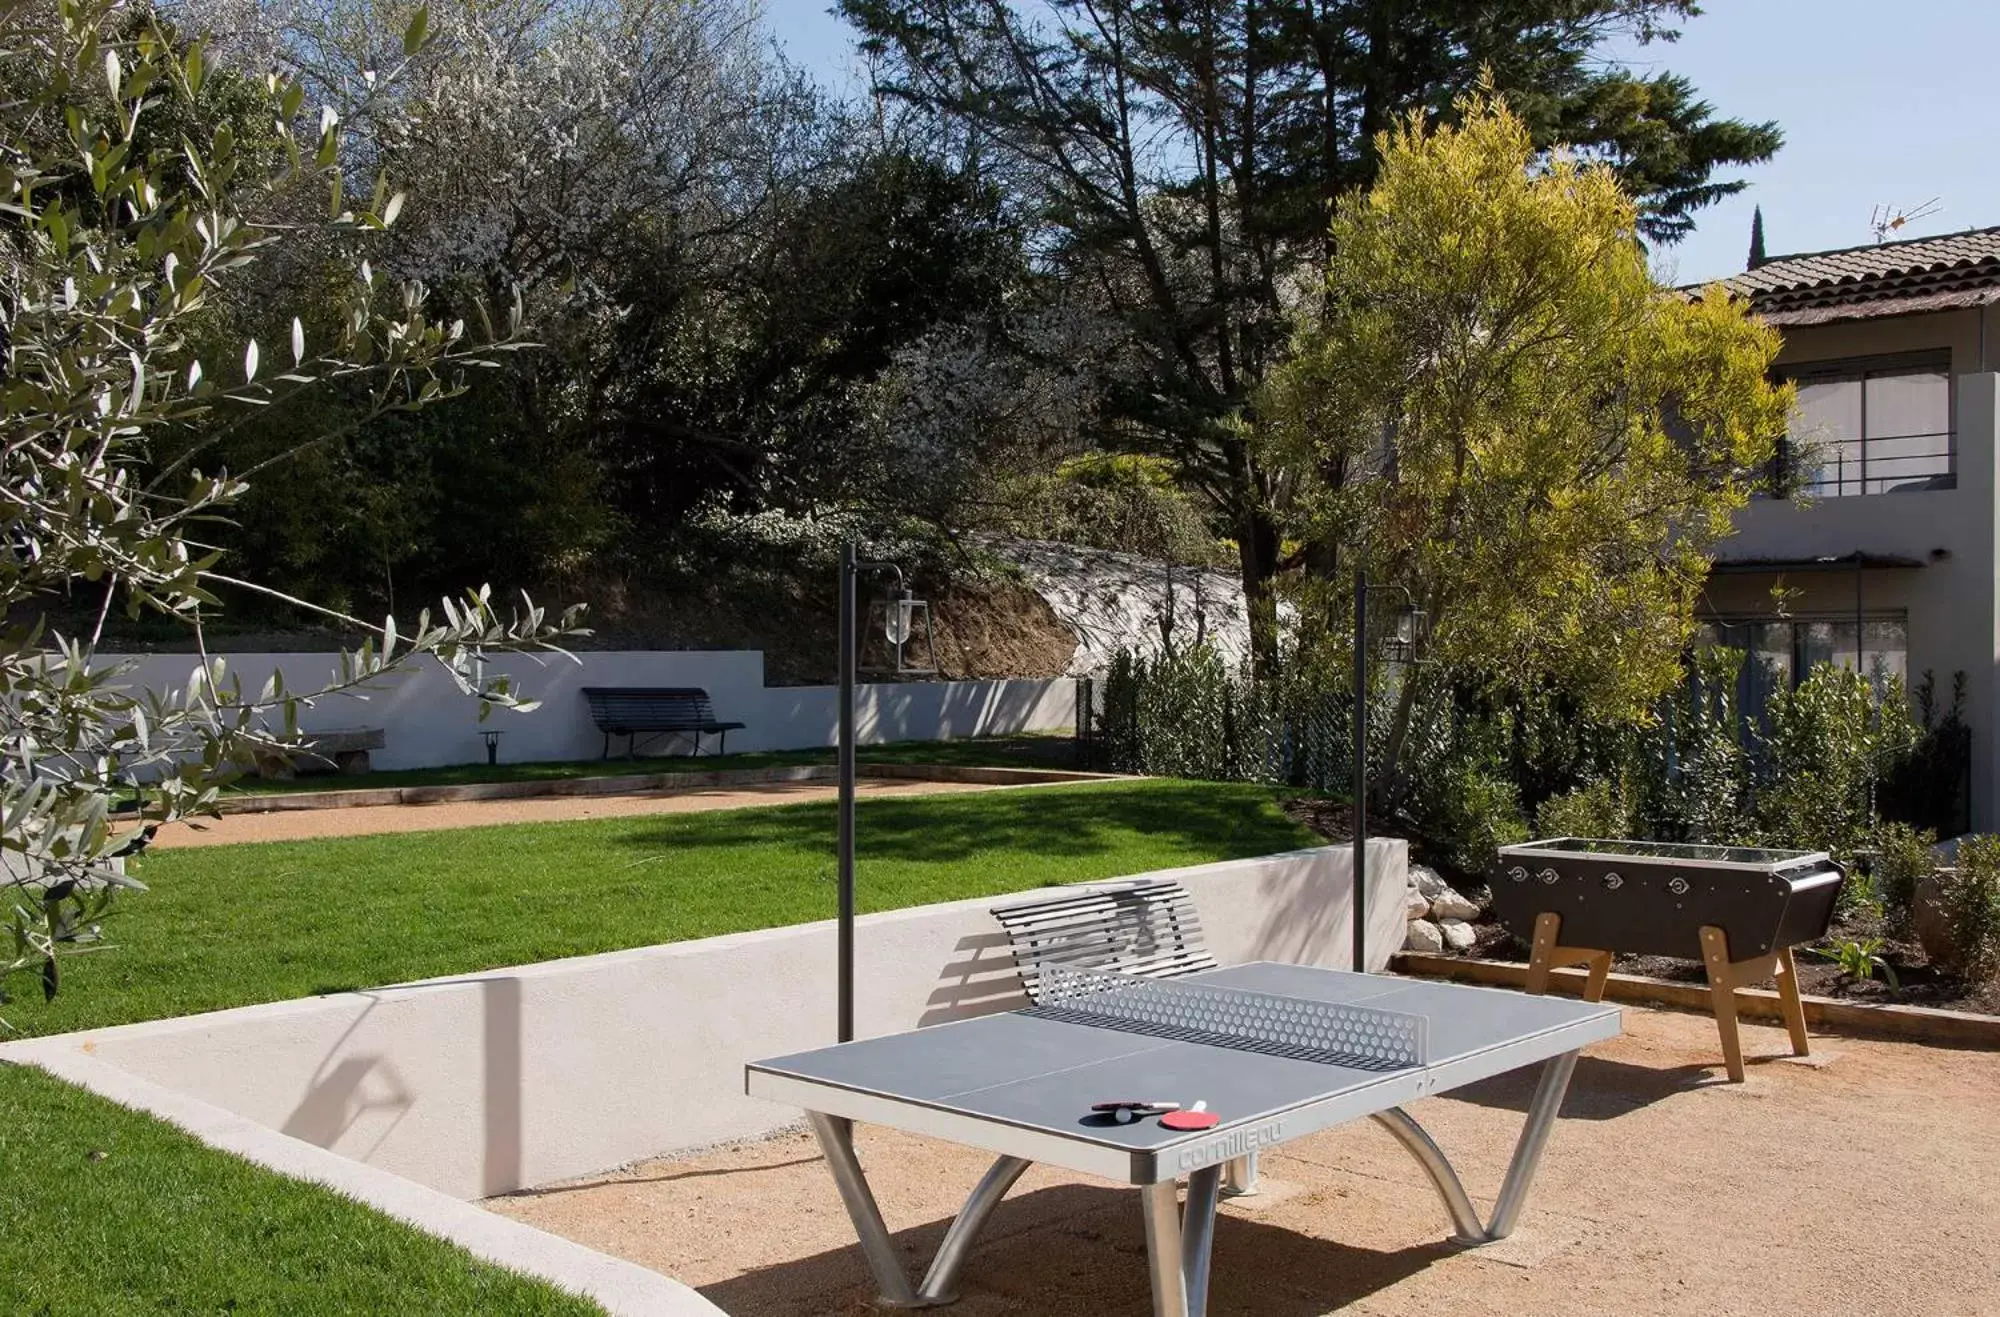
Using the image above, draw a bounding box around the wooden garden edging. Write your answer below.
[1392,952,2000,1050]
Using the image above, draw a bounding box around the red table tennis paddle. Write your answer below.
[1159,1100,1218,1131]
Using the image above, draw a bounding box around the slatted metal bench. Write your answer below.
[991,878,1262,1193]
[578,686,746,759]
[990,879,1219,1004]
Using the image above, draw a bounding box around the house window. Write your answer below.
[1698,616,1909,725]
[1780,354,1953,496]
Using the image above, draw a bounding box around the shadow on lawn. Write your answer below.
[607,783,1309,870]
[698,1180,1451,1316]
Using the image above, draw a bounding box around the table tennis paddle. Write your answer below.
[1091,1100,1181,1125]
[1159,1100,1218,1131]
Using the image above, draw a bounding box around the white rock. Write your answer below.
[1439,919,1478,952]
[1404,919,1445,954]
[1429,891,1481,922]
[1404,884,1432,920]
[1410,864,1454,903]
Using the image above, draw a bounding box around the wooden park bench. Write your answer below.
[579,686,745,759]
[990,878,1263,1191]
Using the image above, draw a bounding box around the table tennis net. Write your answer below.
[1027,966,1427,1072]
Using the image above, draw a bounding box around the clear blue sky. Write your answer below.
[763,0,2000,284]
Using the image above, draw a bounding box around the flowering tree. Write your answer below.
[1,0,580,1007]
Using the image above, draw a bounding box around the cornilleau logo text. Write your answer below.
[1176,1121,1283,1170]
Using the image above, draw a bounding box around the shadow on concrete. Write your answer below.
[279,974,525,1196]
[482,975,523,1194]
[697,1180,1452,1316]
[919,930,1028,1027]
[279,997,415,1155]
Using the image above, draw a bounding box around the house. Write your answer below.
[1697,225,2000,832]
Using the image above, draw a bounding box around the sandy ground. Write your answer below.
[488,1005,2000,1317]
[152,779,997,848]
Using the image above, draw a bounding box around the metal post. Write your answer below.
[838,541,858,1044]
[1352,567,1368,974]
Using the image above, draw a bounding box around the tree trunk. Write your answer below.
[1236,501,1282,679]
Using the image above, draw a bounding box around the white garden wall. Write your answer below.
[5,842,1407,1202]
[98,650,1076,770]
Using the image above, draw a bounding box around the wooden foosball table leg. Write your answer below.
[1525,913,1614,1003]
[1700,927,1812,1081]
[1774,945,1811,1058]
[1698,925,1748,1082]
[1524,913,1563,995]
[1580,950,1612,1003]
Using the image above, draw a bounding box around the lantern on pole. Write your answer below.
[865,588,937,677]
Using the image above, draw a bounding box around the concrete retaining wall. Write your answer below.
[97,650,1077,771]
[5,842,1407,1201]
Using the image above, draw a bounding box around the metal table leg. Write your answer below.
[917,1153,1032,1303]
[1222,1152,1260,1196]
[807,1112,1031,1309]
[1369,1108,1486,1243]
[808,1112,921,1306]
[1139,1168,1225,1317]
[1486,1049,1580,1239]
[1180,1166,1224,1316]
[1371,1049,1582,1245]
[1139,1180,1187,1317]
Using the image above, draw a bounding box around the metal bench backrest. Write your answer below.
[579,687,716,730]
[991,879,1217,1004]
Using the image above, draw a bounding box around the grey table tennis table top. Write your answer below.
[747,962,1621,1184]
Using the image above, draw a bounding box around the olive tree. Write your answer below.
[1,0,578,1007]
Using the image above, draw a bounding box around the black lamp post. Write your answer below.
[835,541,935,1043]
[1351,567,1425,974]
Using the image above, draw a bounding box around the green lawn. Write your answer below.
[0,779,1309,1314]
[8,779,1313,1037]
[226,732,1083,794]
[0,1062,604,1315]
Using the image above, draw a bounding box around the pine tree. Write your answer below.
[1749,206,1769,268]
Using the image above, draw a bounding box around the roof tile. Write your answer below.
[1692,226,2000,317]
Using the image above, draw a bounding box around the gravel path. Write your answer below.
[152,779,997,848]
[489,1003,2000,1316]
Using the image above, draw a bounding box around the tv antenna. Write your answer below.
[1870,198,1943,243]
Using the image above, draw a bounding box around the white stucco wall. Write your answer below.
[4,842,1407,1201]
[95,649,1077,770]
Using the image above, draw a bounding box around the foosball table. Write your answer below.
[1491,838,1846,1081]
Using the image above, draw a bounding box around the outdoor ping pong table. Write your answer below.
[746,961,1620,1316]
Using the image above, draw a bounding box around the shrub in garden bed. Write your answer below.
[1922,837,2000,982]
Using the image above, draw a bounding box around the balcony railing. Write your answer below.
[1794,432,1955,497]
